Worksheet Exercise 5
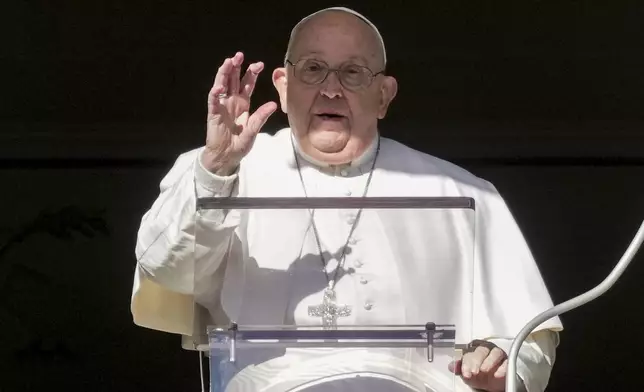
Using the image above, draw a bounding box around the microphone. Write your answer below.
[505,218,644,392]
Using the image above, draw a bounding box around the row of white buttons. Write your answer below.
[350,258,372,310]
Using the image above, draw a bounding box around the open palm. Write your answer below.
[204,52,277,173]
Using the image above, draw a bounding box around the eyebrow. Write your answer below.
[346,55,370,65]
[297,52,372,66]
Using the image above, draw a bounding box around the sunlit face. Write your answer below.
[273,11,397,165]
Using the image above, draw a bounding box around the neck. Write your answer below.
[290,132,380,169]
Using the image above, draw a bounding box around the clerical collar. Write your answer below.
[290,131,379,172]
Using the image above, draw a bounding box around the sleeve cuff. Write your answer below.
[194,148,239,196]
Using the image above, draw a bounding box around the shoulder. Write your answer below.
[379,136,497,194]
[239,128,294,167]
[249,128,292,154]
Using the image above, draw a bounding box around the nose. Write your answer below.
[320,71,343,99]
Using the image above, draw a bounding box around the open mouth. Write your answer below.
[316,113,346,121]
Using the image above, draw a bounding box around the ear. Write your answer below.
[377,76,398,119]
[272,67,288,114]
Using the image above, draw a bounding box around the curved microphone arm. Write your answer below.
[506,218,644,392]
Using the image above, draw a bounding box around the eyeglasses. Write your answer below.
[286,58,385,90]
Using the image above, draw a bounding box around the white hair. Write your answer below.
[284,7,387,67]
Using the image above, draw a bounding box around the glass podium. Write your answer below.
[192,196,476,392]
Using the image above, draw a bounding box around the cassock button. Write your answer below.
[364,302,373,310]
[344,190,352,196]
[354,259,363,267]
[359,277,368,284]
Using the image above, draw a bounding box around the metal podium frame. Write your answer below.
[207,322,461,363]
[196,196,475,211]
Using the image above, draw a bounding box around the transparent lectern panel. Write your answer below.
[192,197,475,392]
[209,324,456,392]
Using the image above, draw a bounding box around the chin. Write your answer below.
[307,128,351,153]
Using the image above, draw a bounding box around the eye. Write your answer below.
[301,60,325,73]
[343,65,364,74]
[305,64,321,72]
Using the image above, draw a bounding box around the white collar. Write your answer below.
[290,130,379,171]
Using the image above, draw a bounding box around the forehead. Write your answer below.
[290,11,382,65]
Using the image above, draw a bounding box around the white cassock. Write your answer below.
[131,128,563,392]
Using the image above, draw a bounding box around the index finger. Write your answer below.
[207,85,227,117]
[462,346,491,377]
[212,58,234,94]
[480,348,506,373]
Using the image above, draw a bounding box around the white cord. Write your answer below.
[199,350,206,392]
[506,218,644,392]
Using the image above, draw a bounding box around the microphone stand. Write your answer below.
[506,218,644,392]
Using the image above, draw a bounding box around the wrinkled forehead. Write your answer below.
[285,7,387,67]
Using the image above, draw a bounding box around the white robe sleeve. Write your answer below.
[488,330,559,392]
[130,148,241,335]
[467,180,563,391]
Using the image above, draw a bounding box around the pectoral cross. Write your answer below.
[308,288,352,330]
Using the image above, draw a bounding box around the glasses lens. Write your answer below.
[296,59,328,84]
[339,64,371,89]
[293,60,374,89]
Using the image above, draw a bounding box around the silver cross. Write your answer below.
[308,288,352,329]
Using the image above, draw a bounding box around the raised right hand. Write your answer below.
[202,52,277,175]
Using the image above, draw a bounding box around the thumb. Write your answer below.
[448,359,462,375]
[245,101,277,136]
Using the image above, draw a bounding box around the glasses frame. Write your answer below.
[285,58,385,90]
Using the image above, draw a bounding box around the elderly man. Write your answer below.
[132,7,562,392]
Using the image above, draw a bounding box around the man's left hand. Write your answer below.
[448,340,508,391]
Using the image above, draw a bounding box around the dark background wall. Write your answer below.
[1,1,643,391]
